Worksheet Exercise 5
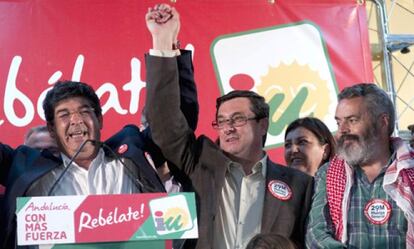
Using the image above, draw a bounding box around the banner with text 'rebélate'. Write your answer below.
[16,193,197,249]
[0,0,373,164]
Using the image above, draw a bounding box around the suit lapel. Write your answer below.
[105,143,165,192]
[12,153,60,197]
[261,160,288,232]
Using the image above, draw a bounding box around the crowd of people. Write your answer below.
[1,3,414,249]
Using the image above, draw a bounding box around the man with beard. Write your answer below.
[306,83,414,249]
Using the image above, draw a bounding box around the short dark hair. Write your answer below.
[285,117,336,164]
[338,83,395,136]
[216,90,269,120]
[43,80,102,124]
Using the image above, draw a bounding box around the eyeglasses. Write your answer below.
[56,107,95,122]
[212,114,260,129]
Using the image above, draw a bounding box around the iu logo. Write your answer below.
[211,21,338,148]
[149,195,194,235]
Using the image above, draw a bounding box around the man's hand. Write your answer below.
[146,3,180,51]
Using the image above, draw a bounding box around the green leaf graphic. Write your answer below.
[268,87,309,136]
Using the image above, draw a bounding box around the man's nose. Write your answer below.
[338,121,350,135]
[70,111,84,124]
[222,122,236,134]
[291,144,300,152]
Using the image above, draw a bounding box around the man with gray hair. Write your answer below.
[306,83,414,249]
[24,125,59,157]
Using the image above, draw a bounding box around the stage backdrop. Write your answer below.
[0,0,373,164]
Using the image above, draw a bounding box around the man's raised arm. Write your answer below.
[145,4,197,174]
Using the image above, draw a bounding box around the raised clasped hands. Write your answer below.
[146,3,180,50]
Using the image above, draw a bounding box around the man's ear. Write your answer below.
[379,113,390,132]
[260,117,269,136]
[47,123,56,139]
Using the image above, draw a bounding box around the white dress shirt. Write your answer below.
[27,148,139,196]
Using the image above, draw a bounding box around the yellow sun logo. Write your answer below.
[256,61,333,137]
[163,207,190,231]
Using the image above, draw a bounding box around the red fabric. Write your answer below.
[407,170,414,194]
[327,151,414,245]
[0,1,373,166]
[326,155,346,241]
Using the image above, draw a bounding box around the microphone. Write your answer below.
[47,139,99,196]
[100,143,155,193]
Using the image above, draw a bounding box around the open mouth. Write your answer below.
[69,130,87,138]
[340,135,359,143]
[67,130,88,143]
[225,136,239,143]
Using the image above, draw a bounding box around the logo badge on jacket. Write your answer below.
[268,180,292,201]
[118,144,128,154]
[364,199,392,225]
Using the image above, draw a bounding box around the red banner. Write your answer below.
[0,0,372,164]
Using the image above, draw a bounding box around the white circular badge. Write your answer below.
[268,180,292,201]
[364,199,392,225]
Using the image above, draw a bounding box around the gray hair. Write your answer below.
[24,125,49,145]
[338,83,395,135]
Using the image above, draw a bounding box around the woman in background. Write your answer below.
[284,117,336,176]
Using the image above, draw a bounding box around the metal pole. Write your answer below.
[371,0,399,135]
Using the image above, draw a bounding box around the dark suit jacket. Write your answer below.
[0,127,165,249]
[0,50,196,249]
[146,55,314,249]
[107,51,197,197]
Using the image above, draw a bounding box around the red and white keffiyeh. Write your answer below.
[326,137,414,249]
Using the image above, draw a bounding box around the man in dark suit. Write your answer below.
[145,4,313,249]
[0,44,197,248]
[0,81,165,249]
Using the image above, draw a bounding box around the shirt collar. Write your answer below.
[228,153,268,177]
[354,150,397,183]
[257,154,268,178]
[60,148,105,169]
